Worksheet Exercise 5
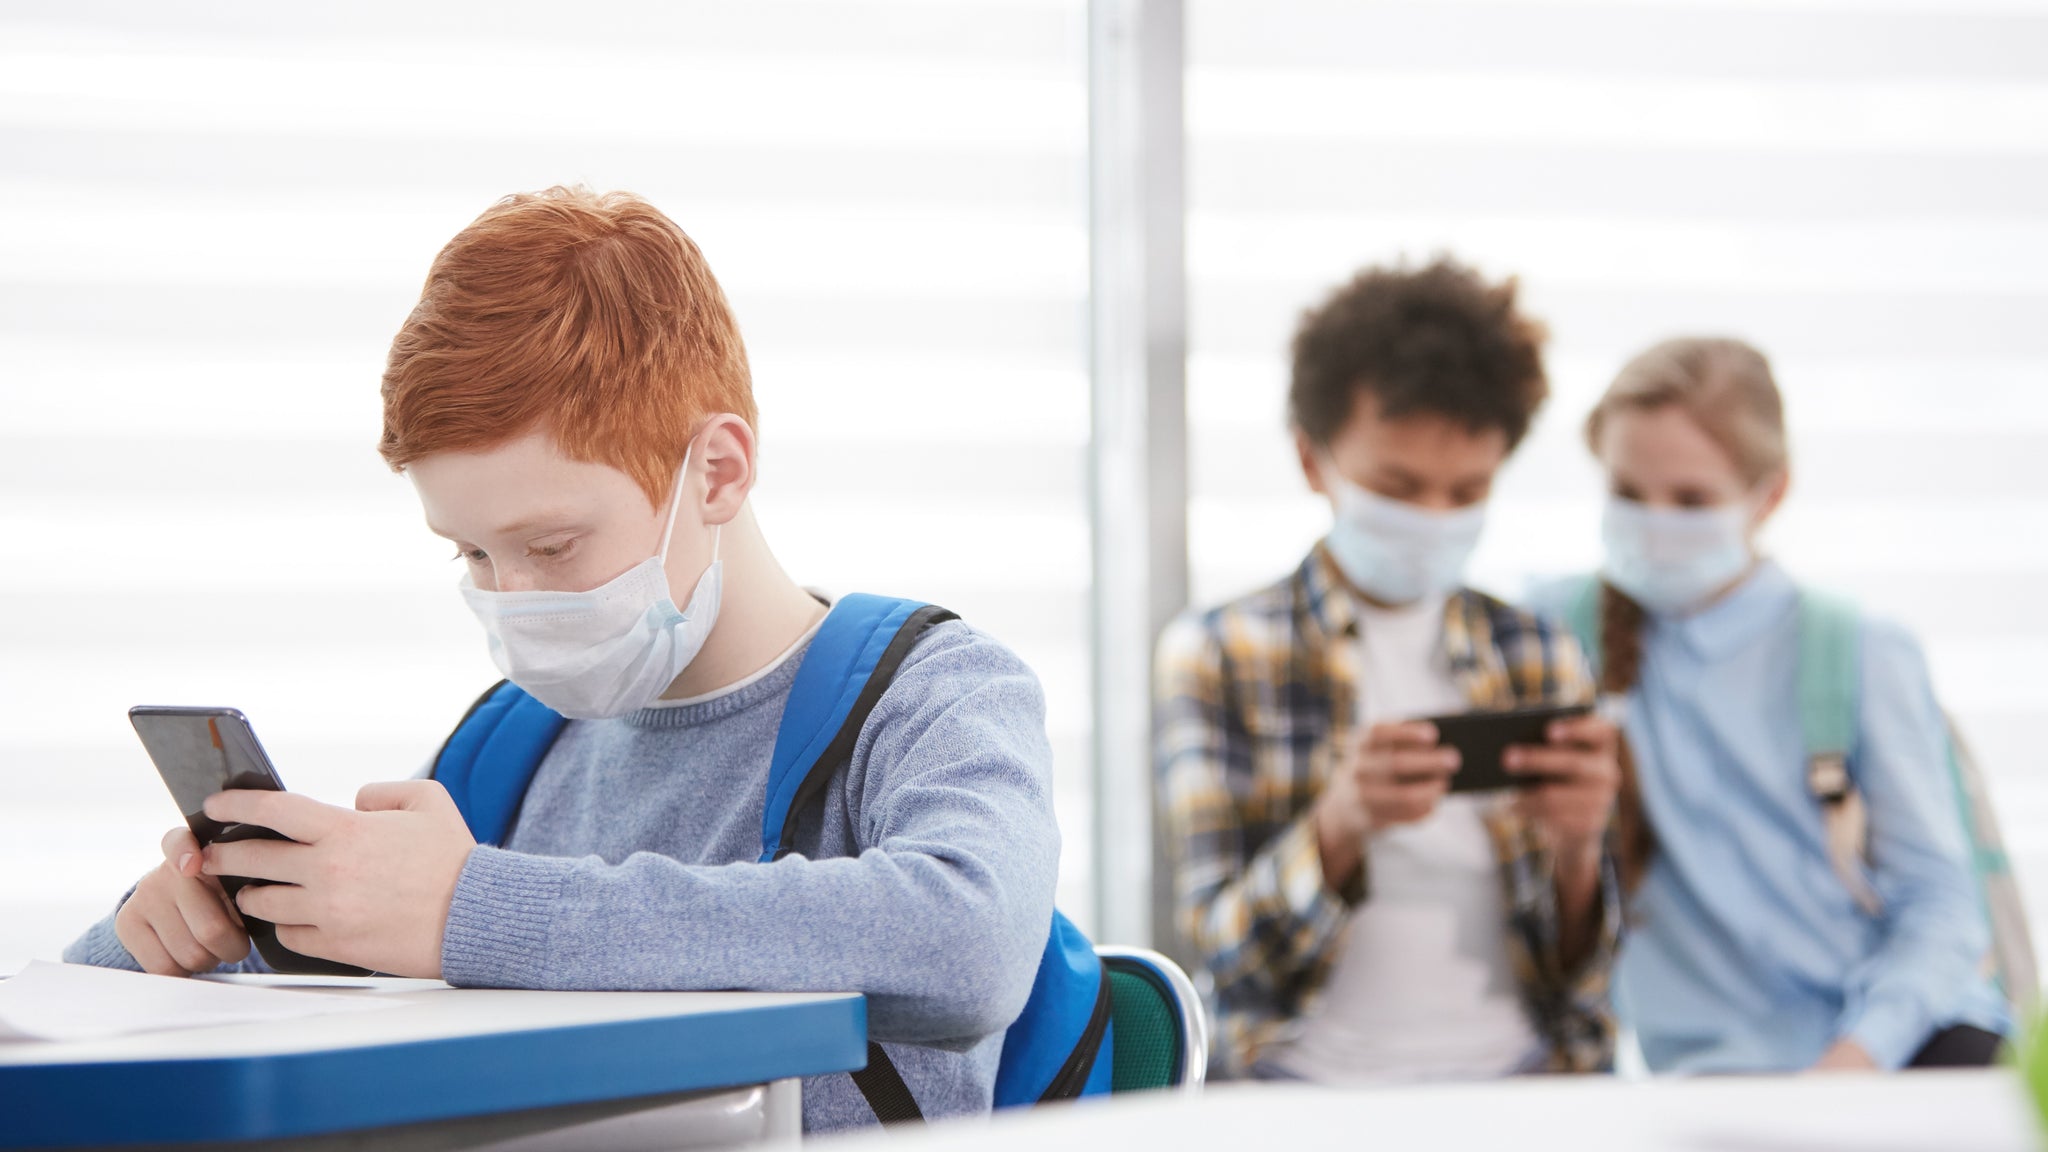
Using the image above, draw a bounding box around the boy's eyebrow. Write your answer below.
[424,515,580,541]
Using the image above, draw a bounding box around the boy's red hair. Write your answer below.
[379,187,755,505]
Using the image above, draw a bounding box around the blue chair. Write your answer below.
[1096,947,1209,1092]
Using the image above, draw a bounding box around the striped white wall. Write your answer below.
[0,0,1094,971]
[1185,0,2048,966]
[10,0,2045,985]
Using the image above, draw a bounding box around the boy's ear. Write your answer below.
[1294,428,1328,497]
[695,414,756,527]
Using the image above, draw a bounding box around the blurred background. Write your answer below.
[3,0,2045,980]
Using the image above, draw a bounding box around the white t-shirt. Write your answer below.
[1264,594,1541,1083]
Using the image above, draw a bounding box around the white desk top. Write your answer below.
[843,1069,2041,1152]
[0,975,868,1148]
[0,973,858,1064]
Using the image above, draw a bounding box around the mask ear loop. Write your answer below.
[656,443,722,566]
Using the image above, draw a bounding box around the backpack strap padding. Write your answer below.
[1798,590,1860,769]
[1947,719,2039,1009]
[432,680,570,847]
[1797,590,1881,916]
[757,595,958,864]
[1560,575,1604,679]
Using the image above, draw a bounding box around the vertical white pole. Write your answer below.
[1087,0,1187,949]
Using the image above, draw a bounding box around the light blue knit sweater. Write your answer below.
[65,620,1063,1133]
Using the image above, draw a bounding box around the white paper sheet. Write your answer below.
[0,960,402,1043]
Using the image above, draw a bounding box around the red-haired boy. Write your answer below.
[65,188,1062,1132]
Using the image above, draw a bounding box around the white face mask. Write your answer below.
[1321,465,1487,606]
[1600,496,1753,615]
[460,449,722,720]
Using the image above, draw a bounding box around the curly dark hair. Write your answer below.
[1288,256,1550,449]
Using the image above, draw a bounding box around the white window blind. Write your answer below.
[1186,0,2048,961]
[0,0,1094,971]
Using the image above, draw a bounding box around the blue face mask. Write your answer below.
[1321,466,1487,606]
[1601,497,1754,615]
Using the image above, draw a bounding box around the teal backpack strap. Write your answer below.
[1560,575,1605,681]
[1946,720,2039,1009]
[1797,589,1860,771]
[1797,589,1882,915]
[432,681,569,847]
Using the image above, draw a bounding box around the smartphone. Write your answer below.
[1419,704,1594,794]
[127,706,370,976]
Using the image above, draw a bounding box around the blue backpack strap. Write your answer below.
[432,680,569,847]
[762,595,954,1124]
[766,596,1111,1119]
[759,594,957,863]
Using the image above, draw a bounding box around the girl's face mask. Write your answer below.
[1600,495,1758,615]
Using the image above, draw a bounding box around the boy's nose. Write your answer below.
[491,564,538,594]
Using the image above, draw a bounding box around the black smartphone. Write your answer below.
[127,706,370,976]
[1420,704,1595,794]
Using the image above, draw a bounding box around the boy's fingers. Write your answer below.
[152,911,216,975]
[1368,721,1440,750]
[175,882,249,966]
[160,827,201,869]
[275,923,332,962]
[126,924,186,978]
[1548,715,1616,749]
[1381,747,1460,779]
[202,839,311,886]
[1504,744,1610,781]
[236,883,314,928]
[355,779,448,813]
[194,870,238,909]
[203,790,345,844]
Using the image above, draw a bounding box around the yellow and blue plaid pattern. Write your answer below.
[1154,545,1618,1077]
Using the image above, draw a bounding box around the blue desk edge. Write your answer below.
[0,992,868,1147]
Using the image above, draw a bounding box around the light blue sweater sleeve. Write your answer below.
[438,627,1062,1047]
[1838,618,1998,1067]
[61,893,147,971]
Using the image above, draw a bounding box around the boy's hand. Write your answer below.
[1811,1038,1880,1072]
[115,826,252,976]
[1314,720,1461,886]
[200,781,477,979]
[1504,713,1622,862]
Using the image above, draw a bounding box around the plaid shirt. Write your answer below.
[1154,545,1618,1078]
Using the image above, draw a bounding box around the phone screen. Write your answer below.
[128,706,287,845]
[1423,704,1594,794]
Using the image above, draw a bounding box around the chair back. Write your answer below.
[1096,946,1209,1092]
